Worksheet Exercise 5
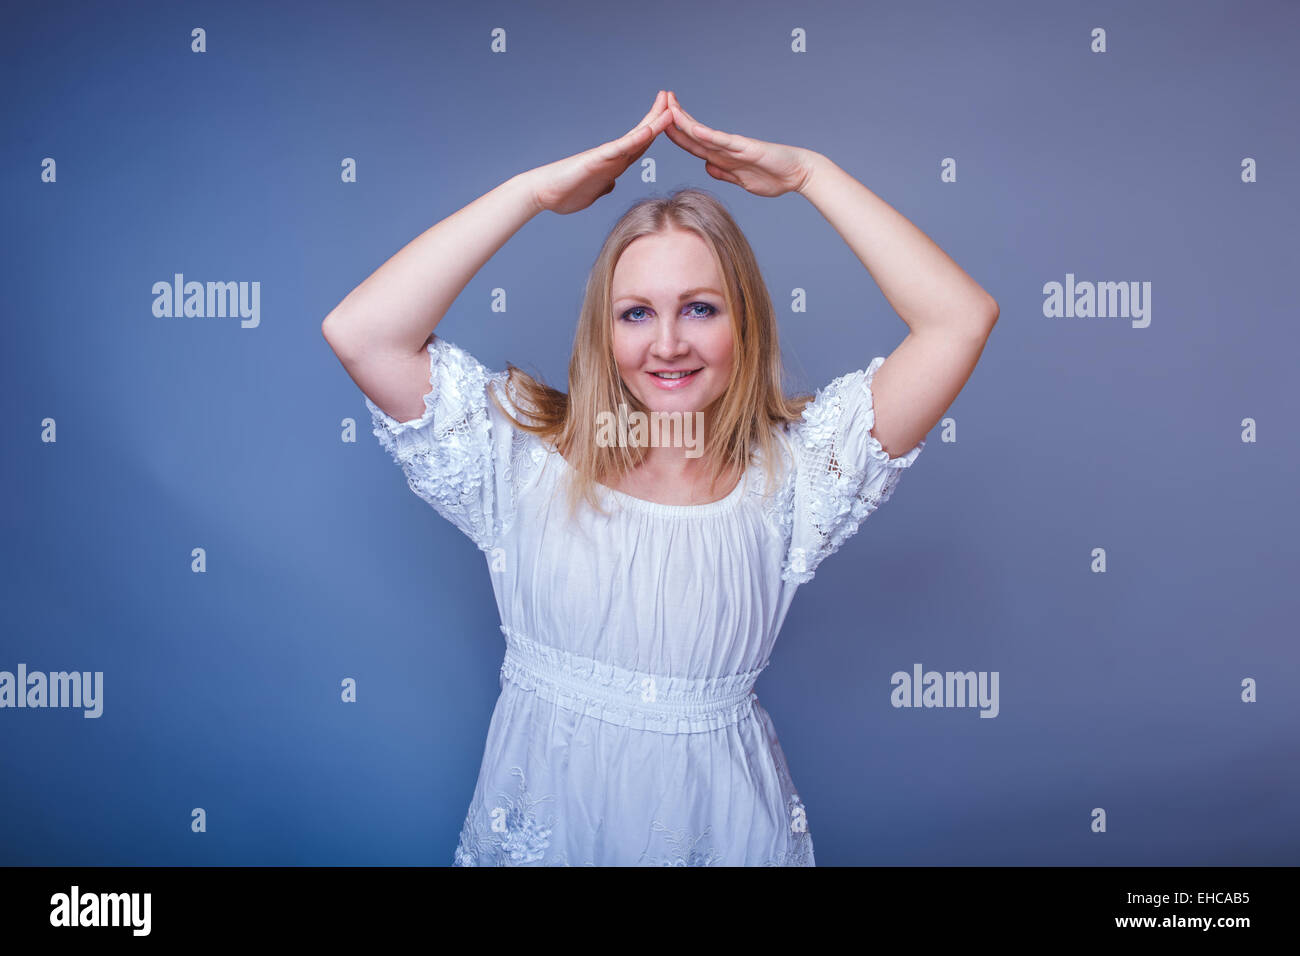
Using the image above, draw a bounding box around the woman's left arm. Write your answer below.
[796,151,999,457]
[662,91,998,459]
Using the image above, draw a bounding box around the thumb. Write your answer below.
[704,162,740,185]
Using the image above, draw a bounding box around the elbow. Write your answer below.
[321,308,344,340]
[321,310,358,363]
[982,295,999,326]
[975,298,999,337]
[322,309,350,348]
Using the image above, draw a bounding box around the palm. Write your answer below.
[529,91,810,214]
[534,148,630,215]
[661,92,811,197]
[694,138,808,198]
[531,91,676,215]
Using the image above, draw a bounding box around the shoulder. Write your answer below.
[788,368,869,439]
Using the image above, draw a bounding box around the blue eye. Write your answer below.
[618,303,718,322]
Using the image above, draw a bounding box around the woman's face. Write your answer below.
[609,229,734,417]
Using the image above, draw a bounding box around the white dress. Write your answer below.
[365,334,925,865]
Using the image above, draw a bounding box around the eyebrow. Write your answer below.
[611,287,723,305]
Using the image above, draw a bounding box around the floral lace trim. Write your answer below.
[452,766,814,866]
[638,792,815,866]
[755,435,799,563]
[452,767,569,866]
[773,356,925,585]
[365,335,547,551]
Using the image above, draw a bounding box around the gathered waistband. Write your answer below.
[498,624,764,734]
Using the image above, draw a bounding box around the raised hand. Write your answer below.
[525,91,675,215]
[662,91,815,198]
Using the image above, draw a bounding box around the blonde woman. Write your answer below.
[323,90,998,865]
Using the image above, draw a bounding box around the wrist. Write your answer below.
[794,150,829,198]
[508,169,546,218]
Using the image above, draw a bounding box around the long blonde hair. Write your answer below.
[490,187,814,522]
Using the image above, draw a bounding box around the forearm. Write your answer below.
[796,151,998,336]
[322,172,542,357]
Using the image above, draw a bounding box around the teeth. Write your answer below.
[653,370,695,379]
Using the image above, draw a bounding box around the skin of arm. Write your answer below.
[659,90,998,461]
[322,91,674,425]
[794,150,1000,459]
[321,174,542,424]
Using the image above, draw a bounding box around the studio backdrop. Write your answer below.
[2,0,1296,865]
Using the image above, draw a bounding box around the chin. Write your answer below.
[641,393,717,413]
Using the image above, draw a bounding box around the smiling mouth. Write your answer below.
[649,368,702,380]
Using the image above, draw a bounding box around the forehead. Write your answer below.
[612,231,719,294]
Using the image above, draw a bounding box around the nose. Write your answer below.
[651,314,690,360]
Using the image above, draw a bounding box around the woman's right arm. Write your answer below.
[322,90,674,424]
[320,173,543,424]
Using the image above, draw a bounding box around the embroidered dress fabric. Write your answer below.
[365,334,924,865]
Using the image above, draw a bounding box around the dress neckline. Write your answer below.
[554,451,750,518]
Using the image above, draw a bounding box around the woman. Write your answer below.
[323,90,998,865]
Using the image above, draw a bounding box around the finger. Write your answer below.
[599,106,674,164]
[668,92,747,154]
[666,93,721,145]
[623,90,669,139]
[667,104,741,163]
[665,93,713,146]
[704,161,742,186]
[680,113,745,155]
[612,98,672,154]
[663,116,730,168]
[626,111,673,164]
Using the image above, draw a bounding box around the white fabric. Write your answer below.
[366,333,924,865]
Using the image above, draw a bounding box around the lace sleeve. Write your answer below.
[782,356,925,584]
[365,334,531,552]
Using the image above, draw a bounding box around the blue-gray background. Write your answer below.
[2,0,1297,865]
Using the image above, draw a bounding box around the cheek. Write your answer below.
[615,350,643,378]
[609,328,636,370]
[703,328,734,368]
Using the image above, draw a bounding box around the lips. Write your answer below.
[647,368,702,389]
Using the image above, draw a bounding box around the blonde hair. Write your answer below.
[490,187,814,522]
